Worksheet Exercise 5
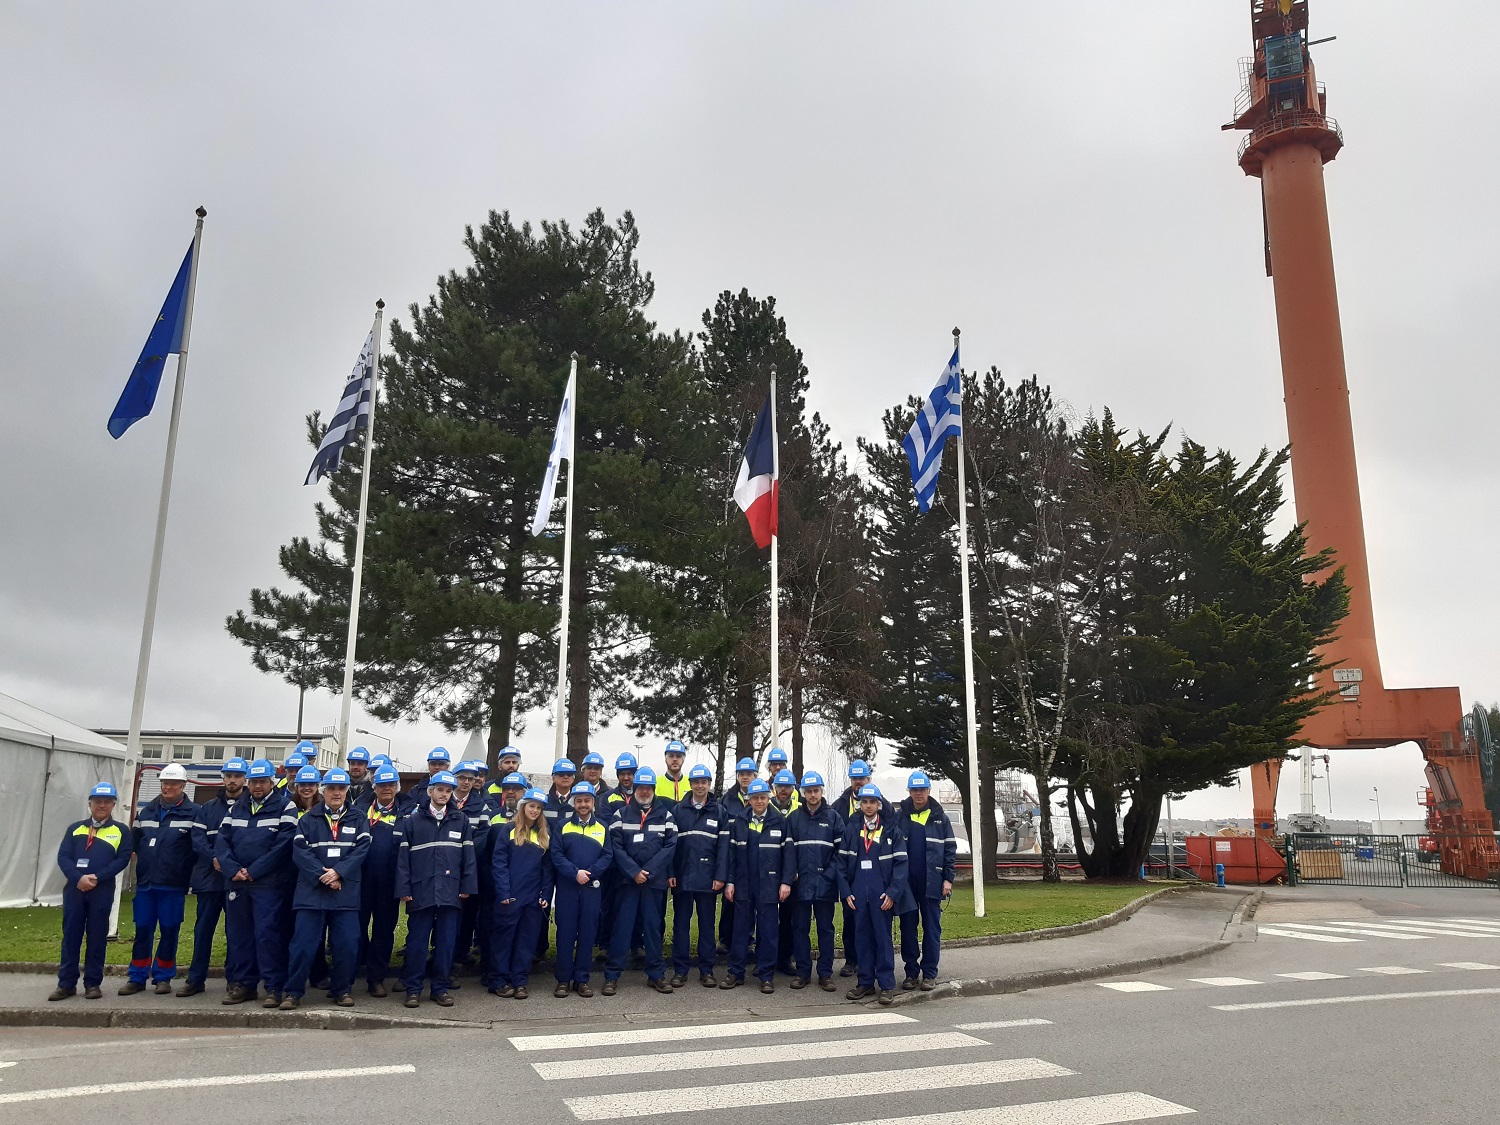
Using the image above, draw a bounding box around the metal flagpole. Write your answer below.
[768,376,780,751]
[110,206,207,937]
[336,299,385,758]
[953,326,985,918]
[552,354,579,761]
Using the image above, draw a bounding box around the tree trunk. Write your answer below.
[1036,778,1060,882]
[733,666,755,762]
[714,665,731,793]
[790,681,804,777]
[1117,791,1162,879]
[485,630,519,770]
[564,567,589,763]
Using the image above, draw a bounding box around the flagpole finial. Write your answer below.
[375,299,385,310]
[952,326,961,341]
[571,351,579,361]
[195,206,207,219]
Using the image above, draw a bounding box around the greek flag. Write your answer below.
[902,346,962,513]
[305,329,375,485]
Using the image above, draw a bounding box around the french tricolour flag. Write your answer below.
[733,395,778,548]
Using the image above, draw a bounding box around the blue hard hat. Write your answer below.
[614,753,638,771]
[570,781,598,798]
[323,767,351,786]
[773,769,796,787]
[747,778,771,796]
[735,757,757,773]
[222,757,250,775]
[501,772,527,788]
[665,739,687,756]
[474,760,490,773]
[848,760,872,779]
[552,758,577,774]
[427,747,451,764]
[295,766,322,784]
[907,770,932,790]
[248,759,276,779]
[429,770,457,789]
[373,766,400,785]
[521,787,547,804]
[767,747,788,765]
[688,764,712,781]
[89,782,118,799]
[346,747,371,763]
[800,771,825,789]
[371,754,393,769]
[633,766,658,787]
[294,739,318,755]
[857,783,882,800]
[498,745,522,761]
[454,760,480,775]
[582,752,605,767]
[284,754,307,771]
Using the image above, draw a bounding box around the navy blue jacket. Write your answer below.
[608,799,677,892]
[395,803,477,910]
[787,800,845,902]
[291,802,371,911]
[133,794,198,889]
[360,797,408,894]
[216,788,300,891]
[452,789,492,859]
[838,816,915,914]
[542,785,575,831]
[189,793,236,894]
[670,797,723,893]
[834,785,895,824]
[57,818,133,891]
[492,822,555,905]
[898,797,958,901]
[550,812,613,889]
[721,805,794,906]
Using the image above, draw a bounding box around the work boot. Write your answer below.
[335,994,355,1007]
[553,983,570,998]
[878,990,894,1006]
[669,974,687,988]
[221,985,252,1005]
[176,981,204,997]
[920,977,937,991]
[261,991,282,1009]
[719,976,743,990]
[790,977,810,989]
[117,981,145,996]
[839,962,857,978]
[433,992,454,1007]
[47,987,75,1001]
[650,978,673,995]
[279,996,300,1010]
[154,981,173,995]
[404,993,421,1008]
[601,980,618,996]
[901,977,919,991]
[513,987,529,1000]
[700,973,716,987]
[576,983,595,998]
[84,986,103,1000]
[367,981,388,998]
[498,985,517,998]
[759,981,774,994]
[846,985,873,1000]
[819,977,836,992]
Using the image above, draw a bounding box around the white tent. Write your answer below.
[0,692,126,907]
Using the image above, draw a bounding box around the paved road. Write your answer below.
[3,886,1496,1124]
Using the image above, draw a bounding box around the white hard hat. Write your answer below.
[159,764,188,782]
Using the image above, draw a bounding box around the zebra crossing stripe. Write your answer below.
[955,1019,1055,1030]
[1436,919,1500,928]
[563,1058,1075,1120]
[849,1091,1196,1124]
[1325,920,1496,938]
[1277,971,1347,981]
[1275,923,1427,940]
[1358,966,1428,975]
[508,1012,914,1052]
[1439,962,1500,970]
[532,1032,985,1080]
[1258,926,1359,943]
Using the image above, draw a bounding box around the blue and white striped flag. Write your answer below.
[902,346,962,513]
[305,329,375,485]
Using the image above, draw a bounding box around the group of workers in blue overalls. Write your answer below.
[50,739,958,1009]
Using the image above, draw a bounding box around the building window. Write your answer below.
[234,746,256,760]
[203,745,225,761]
[141,744,163,761]
[265,745,284,762]
[172,744,193,761]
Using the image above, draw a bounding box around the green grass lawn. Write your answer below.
[1,882,1162,967]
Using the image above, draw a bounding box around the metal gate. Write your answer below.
[1287,832,1499,889]
[1402,835,1500,888]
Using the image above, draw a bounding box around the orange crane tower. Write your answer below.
[1227,0,1495,876]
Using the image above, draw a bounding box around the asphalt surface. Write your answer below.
[2,884,1496,1124]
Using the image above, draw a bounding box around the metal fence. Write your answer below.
[1287,832,1499,889]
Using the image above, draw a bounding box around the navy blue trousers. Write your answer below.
[899,897,943,980]
[359,879,399,987]
[793,898,837,980]
[245,885,287,994]
[402,905,460,996]
[186,891,225,987]
[491,901,547,988]
[553,884,601,985]
[670,889,717,977]
[852,898,896,991]
[285,909,359,998]
[222,886,259,990]
[58,884,112,990]
[606,885,666,982]
[729,897,780,983]
[128,885,187,984]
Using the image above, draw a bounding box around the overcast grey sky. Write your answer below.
[2,2,1496,822]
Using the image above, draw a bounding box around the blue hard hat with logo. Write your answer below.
[294,739,318,756]
[552,758,577,774]
[570,781,598,798]
[773,769,796,787]
[735,757,757,773]
[454,760,480,775]
[747,779,771,796]
[800,771,825,789]
[857,783,882,800]
[615,753,638,771]
[688,763,712,781]
[89,782,118,799]
[767,747,788,765]
[429,770,457,789]
[521,787,547,804]
[295,765,322,784]
[284,753,307,771]
[665,739,687,756]
[474,761,489,773]
[633,766,657,787]
[848,760,872,779]
[501,772,527,788]
[427,747,451,763]
[582,752,605,767]
[248,759,276,779]
[323,767,351,786]
[372,754,393,769]
[907,770,932,790]
[222,757,250,775]
[373,766,400,785]
[346,747,371,763]
[499,745,521,761]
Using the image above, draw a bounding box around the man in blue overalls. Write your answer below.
[550,781,612,997]
[120,762,198,995]
[50,783,132,1001]
[898,770,956,991]
[839,783,912,1006]
[720,778,793,993]
[603,768,676,995]
[668,763,722,988]
[216,758,299,1007]
[180,756,248,997]
[358,764,408,997]
[395,770,476,1007]
[787,770,844,992]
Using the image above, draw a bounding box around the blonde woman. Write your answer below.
[490,789,554,999]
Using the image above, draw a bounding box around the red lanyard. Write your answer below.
[862,820,880,853]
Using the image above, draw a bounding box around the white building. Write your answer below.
[93,729,340,770]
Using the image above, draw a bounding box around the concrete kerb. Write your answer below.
[0,1005,486,1031]
[942,882,1208,949]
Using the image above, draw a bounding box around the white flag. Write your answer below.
[530,362,576,536]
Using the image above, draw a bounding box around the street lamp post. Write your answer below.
[1370,786,1382,834]
[356,727,391,758]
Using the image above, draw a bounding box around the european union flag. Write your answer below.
[107,242,194,439]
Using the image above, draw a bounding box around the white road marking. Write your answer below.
[1258,926,1360,943]
[1439,962,1500,970]
[1215,986,1500,1012]
[0,1064,415,1106]
[955,1019,1055,1030]
[563,1058,1075,1120]
[1358,965,1428,975]
[1276,923,1428,940]
[509,1011,915,1051]
[1188,977,1261,987]
[1327,920,1497,938]
[1095,982,1172,992]
[533,1032,984,1080]
[1435,919,1500,929]
[1277,972,1347,981]
[851,1091,1196,1124]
